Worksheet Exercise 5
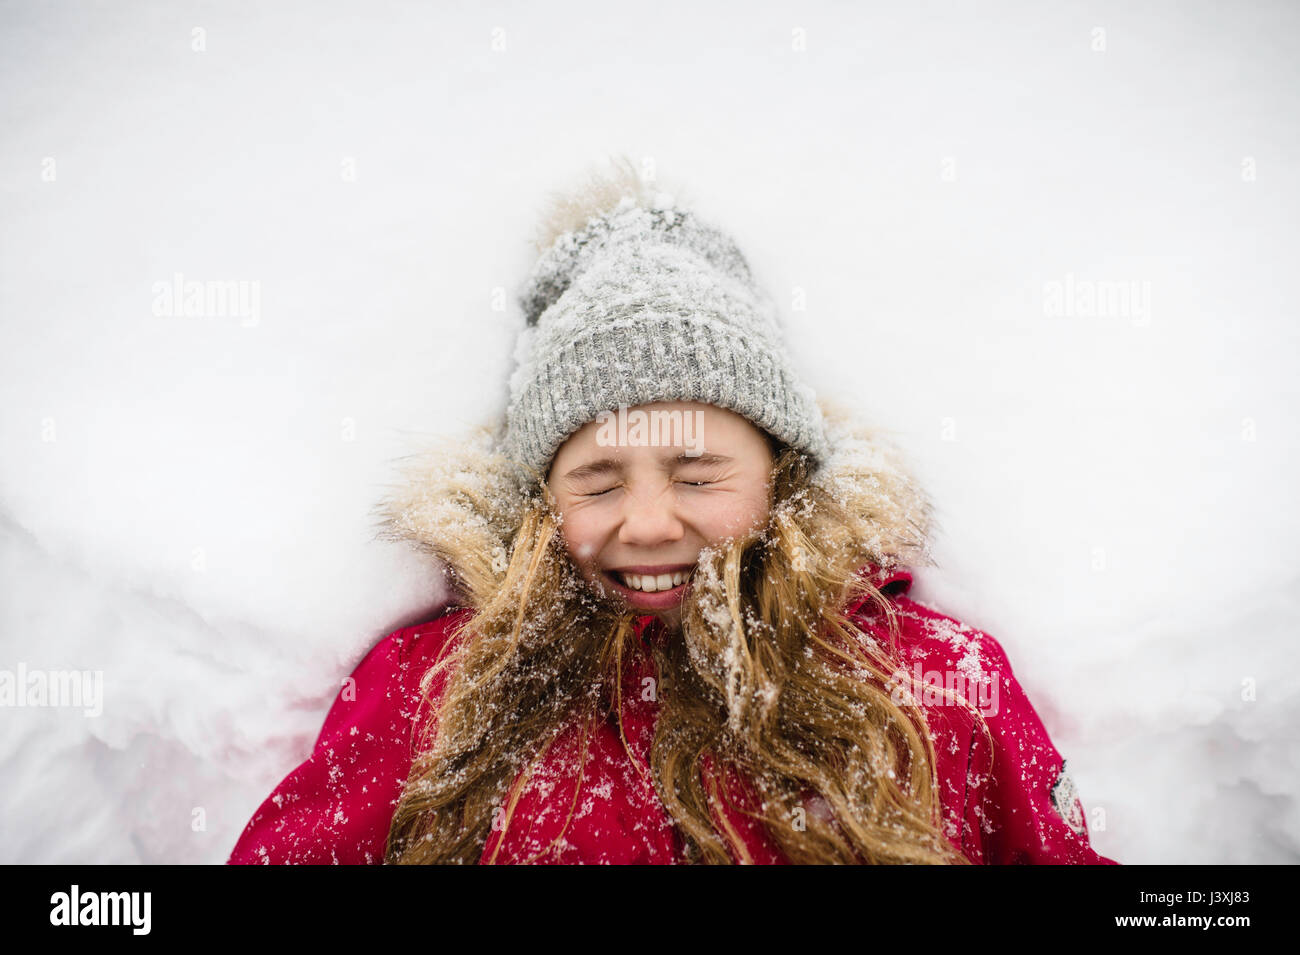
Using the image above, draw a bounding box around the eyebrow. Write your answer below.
[562,452,733,483]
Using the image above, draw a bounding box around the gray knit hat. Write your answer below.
[500,179,831,485]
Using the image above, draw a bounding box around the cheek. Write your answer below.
[570,540,599,564]
[699,491,770,538]
[559,510,605,563]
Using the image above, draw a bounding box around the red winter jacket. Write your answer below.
[227,565,1118,865]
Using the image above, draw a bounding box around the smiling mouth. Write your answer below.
[606,566,695,593]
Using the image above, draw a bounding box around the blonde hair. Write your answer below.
[373,398,987,864]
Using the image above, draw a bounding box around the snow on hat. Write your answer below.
[500,162,831,484]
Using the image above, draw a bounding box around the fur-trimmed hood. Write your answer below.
[370,396,936,611]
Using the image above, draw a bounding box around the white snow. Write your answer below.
[1,0,1297,864]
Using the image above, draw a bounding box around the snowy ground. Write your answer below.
[1,0,1296,864]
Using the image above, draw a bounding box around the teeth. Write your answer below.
[618,568,691,592]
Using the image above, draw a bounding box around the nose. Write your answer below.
[617,482,684,547]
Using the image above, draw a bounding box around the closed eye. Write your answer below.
[581,480,714,496]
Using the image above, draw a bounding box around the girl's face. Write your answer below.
[548,401,776,631]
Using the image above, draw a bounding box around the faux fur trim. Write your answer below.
[371,397,935,606]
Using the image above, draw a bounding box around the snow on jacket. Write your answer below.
[226,564,1118,865]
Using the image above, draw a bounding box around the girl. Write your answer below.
[228,158,1117,865]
